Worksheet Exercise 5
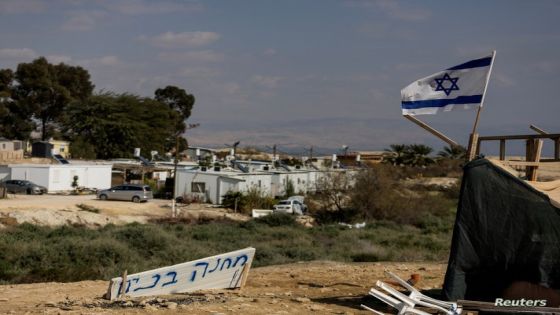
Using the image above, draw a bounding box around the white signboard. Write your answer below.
[107,247,255,300]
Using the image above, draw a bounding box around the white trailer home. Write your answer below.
[0,164,112,192]
[175,167,274,204]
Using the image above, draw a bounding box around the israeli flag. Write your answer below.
[401,51,495,115]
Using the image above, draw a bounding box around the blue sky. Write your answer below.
[1,0,559,154]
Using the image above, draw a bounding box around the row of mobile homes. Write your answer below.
[174,160,354,204]
[0,164,112,192]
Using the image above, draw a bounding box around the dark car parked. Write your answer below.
[97,184,153,203]
[1,180,47,195]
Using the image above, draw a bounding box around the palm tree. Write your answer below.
[405,144,434,167]
[438,145,466,160]
[384,144,408,165]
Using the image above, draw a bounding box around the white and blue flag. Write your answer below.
[401,52,495,115]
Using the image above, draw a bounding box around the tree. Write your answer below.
[0,68,35,139]
[384,144,408,166]
[154,86,195,134]
[406,144,434,167]
[13,57,94,140]
[383,144,434,167]
[314,171,353,212]
[350,165,400,221]
[438,145,466,160]
[62,93,179,159]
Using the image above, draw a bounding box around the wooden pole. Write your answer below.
[530,140,543,181]
[530,124,548,135]
[118,269,128,299]
[467,51,496,161]
[467,133,479,161]
[526,139,535,179]
[403,115,459,147]
[470,50,497,135]
[530,125,560,161]
[555,137,560,160]
[172,134,179,218]
[499,139,506,160]
[238,260,253,290]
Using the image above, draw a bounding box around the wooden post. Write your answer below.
[118,269,128,299]
[555,137,560,160]
[499,139,506,160]
[530,140,543,181]
[467,133,479,161]
[403,115,459,147]
[469,50,496,136]
[238,260,253,290]
[526,139,535,180]
[530,124,548,135]
[475,137,482,156]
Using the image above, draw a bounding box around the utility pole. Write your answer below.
[171,123,199,218]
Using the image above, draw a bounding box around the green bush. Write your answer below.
[221,188,276,215]
[255,213,297,227]
[0,217,454,284]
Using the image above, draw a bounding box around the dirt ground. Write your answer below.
[0,194,248,228]
[0,195,447,314]
[0,261,447,315]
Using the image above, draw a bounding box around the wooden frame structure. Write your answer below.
[472,132,560,181]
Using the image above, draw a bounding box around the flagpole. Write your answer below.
[470,50,497,135]
[467,50,496,160]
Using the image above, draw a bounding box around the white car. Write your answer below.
[273,199,307,215]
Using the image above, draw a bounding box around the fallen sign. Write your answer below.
[106,247,256,300]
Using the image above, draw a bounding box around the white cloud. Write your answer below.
[0,0,45,14]
[0,48,37,59]
[180,67,221,78]
[158,50,225,63]
[251,75,282,89]
[46,55,73,64]
[79,55,120,67]
[62,10,107,31]
[97,0,203,15]
[144,31,220,48]
[345,0,431,21]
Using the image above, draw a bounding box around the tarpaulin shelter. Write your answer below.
[443,158,560,305]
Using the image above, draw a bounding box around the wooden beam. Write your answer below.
[530,124,548,135]
[118,269,128,299]
[403,115,459,147]
[526,139,535,180]
[530,139,544,181]
[479,133,560,141]
[499,139,506,160]
[502,161,543,167]
[467,133,479,161]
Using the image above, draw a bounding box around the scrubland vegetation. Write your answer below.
[0,215,452,284]
[0,158,462,284]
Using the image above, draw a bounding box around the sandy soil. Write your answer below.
[0,261,447,314]
[0,196,440,315]
[0,195,248,228]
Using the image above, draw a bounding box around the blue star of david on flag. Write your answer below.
[434,73,459,96]
[401,51,496,115]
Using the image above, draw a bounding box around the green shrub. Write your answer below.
[0,218,454,284]
[255,213,297,227]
